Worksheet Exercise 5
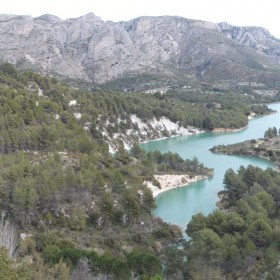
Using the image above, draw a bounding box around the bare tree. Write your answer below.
[0,212,19,258]
[71,258,92,280]
[71,258,112,280]
[92,276,113,280]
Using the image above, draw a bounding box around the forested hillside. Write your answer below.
[0,63,215,279]
[183,128,280,279]
[185,165,280,279]
[0,63,272,153]
[0,63,276,279]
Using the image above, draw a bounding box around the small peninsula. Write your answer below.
[137,149,214,197]
[144,174,210,197]
[210,127,280,167]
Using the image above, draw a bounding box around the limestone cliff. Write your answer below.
[1,13,280,88]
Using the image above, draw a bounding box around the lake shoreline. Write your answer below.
[211,111,275,133]
[140,111,272,145]
[142,103,279,234]
[140,128,203,144]
[212,126,247,133]
[210,137,280,169]
[144,174,209,197]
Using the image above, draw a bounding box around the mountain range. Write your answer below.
[1,13,280,90]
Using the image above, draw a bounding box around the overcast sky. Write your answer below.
[1,0,280,38]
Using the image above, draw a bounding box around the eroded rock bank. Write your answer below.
[105,114,201,153]
[144,174,210,197]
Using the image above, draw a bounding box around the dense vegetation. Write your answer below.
[210,126,280,167]
[184,128,280,279]
[0,64,215,279]
[0,62,273,154]
[0,63,277,279]
[168,85,280,105]
[185,164,280,279]
[77,90,271,132]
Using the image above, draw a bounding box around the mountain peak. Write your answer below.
[0,13,279,88]
[35,14,62,23]
[0,14,32,21]
[78,12,103,22]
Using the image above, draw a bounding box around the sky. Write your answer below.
[1,0,280,38]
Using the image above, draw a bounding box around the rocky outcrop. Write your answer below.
[218,22,280,61]
[1,13,280,88]
[144,174,208,197]
[103,114,200,153]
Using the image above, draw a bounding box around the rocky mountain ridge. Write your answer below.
[1,13,280,89]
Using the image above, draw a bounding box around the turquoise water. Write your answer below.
[141,103,280,234]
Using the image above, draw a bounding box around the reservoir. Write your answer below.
[141,103,280,235]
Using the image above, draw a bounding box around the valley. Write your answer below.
[1,10,280,280]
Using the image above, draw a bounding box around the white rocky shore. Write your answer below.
[106,114,202,153]
[144,174,208,197]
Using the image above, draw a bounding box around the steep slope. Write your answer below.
[1,13,280,89]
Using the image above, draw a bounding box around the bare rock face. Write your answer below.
[218,22,280,57]
[1,13,280,87]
